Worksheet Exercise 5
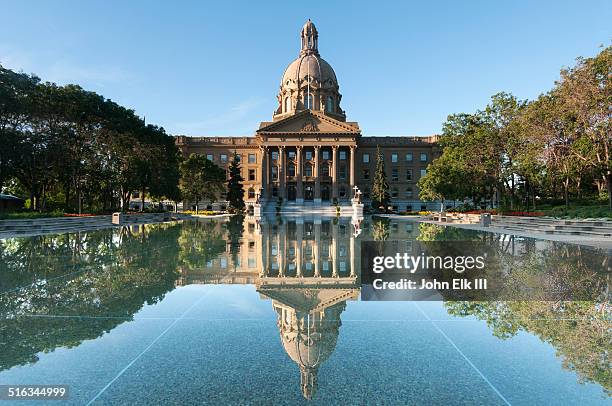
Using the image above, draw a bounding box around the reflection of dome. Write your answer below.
[274,301,346,399]
[274,20,345,121]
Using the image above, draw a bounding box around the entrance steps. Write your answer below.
[262,201,353,216]
[491,215,612,238]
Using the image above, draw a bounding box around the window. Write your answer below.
[206,154,214,161]
[391,188,399,198]
[420,153,428,162]
[322,150,330,160]
[339,151,347,160]
[405,152,413,162]
[391,153,398,163]
[304,164,312,177]
[326,95,334,113]
[305,151,313,160]
[288,151,296,159]
[304,93,314,109]
[362,168,370,180]
[285,97,291,112]
[339,165,346,180]
[362,153,370,163]
[248,188,255,199]
[271,166,278,180]
[234,154,241,162]
[321,164,329,176]
[288,164,295,177]
[220,154,228,163]
[420,168,427,178]
[272,151,278,161]
[392,168,399,181]
[406,169,413,181]
[248,169,255,181]
[248,154,256,164]
[405,188,413,198]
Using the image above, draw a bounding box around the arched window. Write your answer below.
[285,97,291,113]
[304,93,313,109]
[326,96,334,113]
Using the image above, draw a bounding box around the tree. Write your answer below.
[371,146,390,212]
[226,152,245,213]
[179,154,225,214]
[418,152,464,211]
[556,46,612,209]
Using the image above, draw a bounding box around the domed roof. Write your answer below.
[281,55,338,89]
[273,20,345,120]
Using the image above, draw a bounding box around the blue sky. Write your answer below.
[1,1,610,136]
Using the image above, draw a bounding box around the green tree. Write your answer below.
[371,146,390,212]
[226,152,245,213]
[179,154,225,214]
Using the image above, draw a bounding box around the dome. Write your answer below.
[281,55,338,90]
[273,20,345,121]
[273,301,346,400]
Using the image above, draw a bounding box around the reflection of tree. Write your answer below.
[371,217,390,241]
[446,300,611,395]
[0,223,182,371]
[225,215,245,267]
[178,219,226,271]
[416,223,479,241]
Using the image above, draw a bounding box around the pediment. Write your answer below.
[257,110,360,135]
[257,287,359,313]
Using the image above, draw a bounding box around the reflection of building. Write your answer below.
[176,20,443,212]
[177,216,369,285]
[260,286,358,399]
[176,216,364,399]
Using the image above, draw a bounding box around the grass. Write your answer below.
[541,204,612,219]
[0,210,65,220]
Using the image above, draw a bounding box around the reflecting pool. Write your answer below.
[0,216,610,405]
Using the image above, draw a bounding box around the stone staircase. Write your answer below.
[491,216,612,238]
[263,201,353,216]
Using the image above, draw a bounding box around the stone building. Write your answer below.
[176,20,441,212]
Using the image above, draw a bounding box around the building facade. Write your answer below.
[176,20,441,212]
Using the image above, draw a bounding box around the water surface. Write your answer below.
[0,216,610,405]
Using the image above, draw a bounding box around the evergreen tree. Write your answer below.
[371,146,390,212]
[226,152,245,213]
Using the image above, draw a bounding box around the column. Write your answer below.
[331,146,338,200]
[313,220,321,277]
[296,220,303,277]
[314,146,321,204]
[331,220,338,278]
[349,146,356,197]
[296,146,304,203]
[278,146,286,200]
[260,146,268,201]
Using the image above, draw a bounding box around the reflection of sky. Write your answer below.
[0,285,608,404]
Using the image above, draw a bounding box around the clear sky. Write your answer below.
[1,1,610,136]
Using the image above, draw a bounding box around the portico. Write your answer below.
[257,115,358,204]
